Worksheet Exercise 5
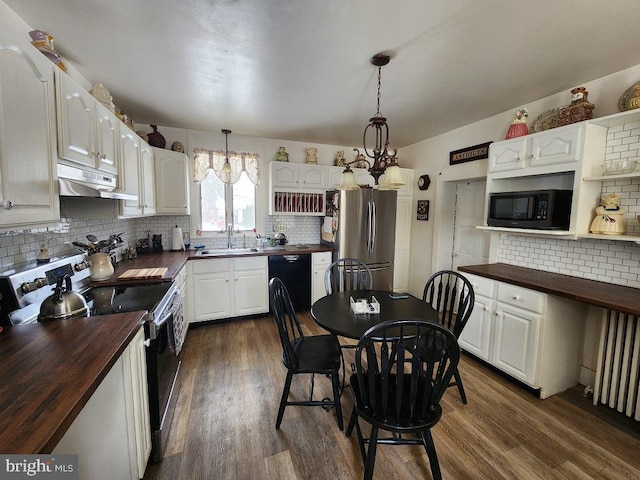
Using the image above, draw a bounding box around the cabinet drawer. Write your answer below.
[497,283,545,313]
[462,273,495,298]
[313,251,332,267]
[234,256,267,271]
[191,258,230,275]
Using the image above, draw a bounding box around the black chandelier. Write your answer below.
[340,53,404,190]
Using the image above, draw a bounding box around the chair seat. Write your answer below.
[287,335,342,373]
[350,373,442,432]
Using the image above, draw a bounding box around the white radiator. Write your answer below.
[593,310,640,421]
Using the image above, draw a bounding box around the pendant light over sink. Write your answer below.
[339,53,405,190]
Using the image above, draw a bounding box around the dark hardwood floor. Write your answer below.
[143,313,640,480]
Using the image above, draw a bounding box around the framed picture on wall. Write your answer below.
[417,200,429,221]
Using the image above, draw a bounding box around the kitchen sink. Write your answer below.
[196,248,259,256]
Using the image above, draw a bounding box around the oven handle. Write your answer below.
[149,290,183,341]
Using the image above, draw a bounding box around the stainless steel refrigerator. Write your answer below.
[321,189,397,290]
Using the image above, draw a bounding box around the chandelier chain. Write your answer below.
[375,66,382,117]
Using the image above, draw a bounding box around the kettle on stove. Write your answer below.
[273,232,288,246]
[38,274,88,322]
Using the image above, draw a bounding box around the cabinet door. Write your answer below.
[271,162,299,187]
[193,272,233,321]
[0,45,59,227]
[488,137,528,173]
[299,164,326,189]
[312,265,327,303]
[154,148,189,214]
[234,269,268,315]
[491,303,540,385]
[458,295,493,361]
[56,70,96,169]
[123,328,151,479]
[95,103,119,175]
[119,130,141,216]
[530,124,581,167]
[140,142,155,215]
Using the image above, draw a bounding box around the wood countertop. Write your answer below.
[458,263,640,317]
[0,311,146,453]
[91,245,331,286]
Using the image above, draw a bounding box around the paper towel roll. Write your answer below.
[171,226,185,251]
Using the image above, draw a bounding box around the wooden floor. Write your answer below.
[144,313,640,480]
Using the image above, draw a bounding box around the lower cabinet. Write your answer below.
[53,328,150,479]
[459,273,586,398]
[190,257,268,322]
[311,251,332,303]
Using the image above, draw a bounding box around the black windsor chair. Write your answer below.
[324,257,373,295]
[269,277,344,430]
[422,270,475,404]
[346,319,460,480]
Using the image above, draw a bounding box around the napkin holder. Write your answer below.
[350,296,380,314]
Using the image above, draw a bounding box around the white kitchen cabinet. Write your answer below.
[312,251,332,303]
[120,134,155,217]
[53,328,150,480]
[154,148,190,215]
[0,44,60,228]
[459,273,586,398]
[190,256,268,322]
[271,162,326,189]
[140,142,156,216]
[56,70,118,175]
[393,196,412,293]
[269,162,326,216]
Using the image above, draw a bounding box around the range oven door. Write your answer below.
[147,288,184,463]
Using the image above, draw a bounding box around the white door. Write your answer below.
[452,180,489,270]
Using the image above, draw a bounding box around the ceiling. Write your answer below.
[6,0,640,148]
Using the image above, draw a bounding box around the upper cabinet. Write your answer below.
[0,44,59,228]
[55,70,118,175]
[120,136,155,217]
[271,162,326,189]
[488,124,584,175]
[269,162,326,216]
[154,148,190,215]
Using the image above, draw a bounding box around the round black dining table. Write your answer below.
[311,290,439,340]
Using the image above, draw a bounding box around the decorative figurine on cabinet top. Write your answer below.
[29,30,67,72]
[171,141,185,153]
[305,147,318,164]
[590,193,627,235]
[147,125,166,148]
[335,150,346,167]
[275,146,289,162]
[558,87,595,126]
[505,107,529,139]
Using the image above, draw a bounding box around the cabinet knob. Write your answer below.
[3,200,13,210]
[515,156,521,162]
[512,295,519,300]
[528,154,535,159]
[483,306,488,311]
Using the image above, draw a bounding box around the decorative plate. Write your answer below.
[618,80,640,111]
[530,108,560,133]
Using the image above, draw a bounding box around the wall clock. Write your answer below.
[417,174,431,190]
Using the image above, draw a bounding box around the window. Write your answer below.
[193,147,260,233]
[200,171,256,232]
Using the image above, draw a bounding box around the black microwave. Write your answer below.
[487,189,572,230]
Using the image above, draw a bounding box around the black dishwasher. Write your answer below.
[268,254,311,311]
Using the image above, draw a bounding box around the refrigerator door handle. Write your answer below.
[370,200,376,254]
[367,200,374,254]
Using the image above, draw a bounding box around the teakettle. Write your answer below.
[273,232,288,246]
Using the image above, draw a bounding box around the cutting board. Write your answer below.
[118,267,168,279]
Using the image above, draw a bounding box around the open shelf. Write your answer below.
[476,226,574,237]
[576,233,640,244]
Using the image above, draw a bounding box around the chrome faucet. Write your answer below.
[227,223,233,249]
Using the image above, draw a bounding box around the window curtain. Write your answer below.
[193,148,260,185]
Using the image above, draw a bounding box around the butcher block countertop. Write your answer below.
[90,245,331,287]
[0,311,145,453]
[459,263,640,317]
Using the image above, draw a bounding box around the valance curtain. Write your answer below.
[193,148,260,185]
